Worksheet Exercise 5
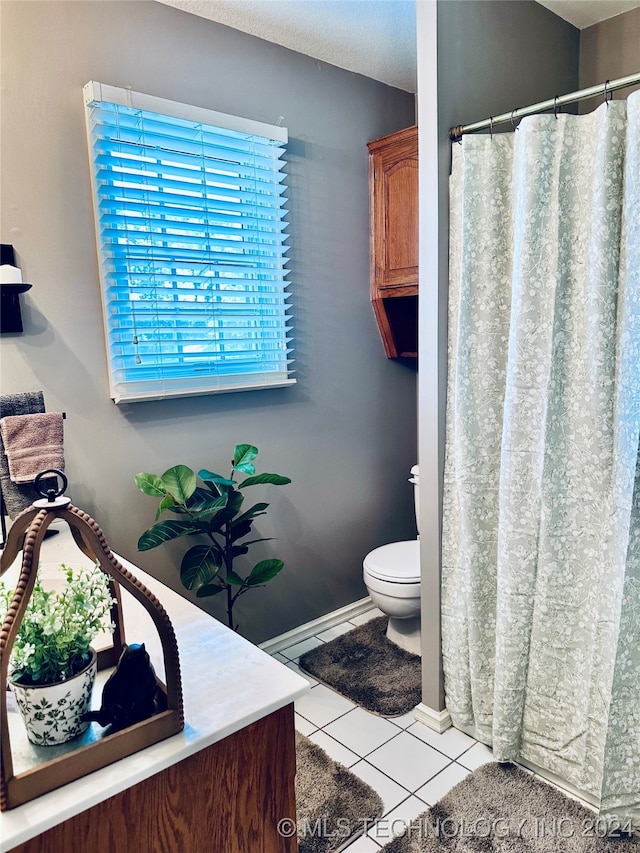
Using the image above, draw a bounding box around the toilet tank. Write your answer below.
[409,465,420,535]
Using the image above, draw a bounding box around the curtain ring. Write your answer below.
[553,96,559,119]
[604,79,612,106]
[489,116,494,139]
[510,108,518,131]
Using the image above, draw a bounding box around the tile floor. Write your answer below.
[14,525,595,849]
[274,607,589,852]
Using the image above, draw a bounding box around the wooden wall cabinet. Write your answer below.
[367,125,418,358]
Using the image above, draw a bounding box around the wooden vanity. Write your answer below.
[0,526,309,853]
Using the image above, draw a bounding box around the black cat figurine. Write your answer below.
[83,643,158,732]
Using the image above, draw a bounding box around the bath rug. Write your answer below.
[299,616,421,716]
[296,731,383,853]
[378,762,639,852]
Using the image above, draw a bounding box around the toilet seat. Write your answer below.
[363,540,420,583]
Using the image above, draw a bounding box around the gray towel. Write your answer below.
[0,391,56,516]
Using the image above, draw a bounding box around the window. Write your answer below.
[83,82,293,403]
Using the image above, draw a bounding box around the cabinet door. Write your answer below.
[369,127,418,292]
[368,126,418,358]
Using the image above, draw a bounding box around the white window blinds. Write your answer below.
[83,82,294,404]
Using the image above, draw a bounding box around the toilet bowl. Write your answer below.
[362,466,421,656]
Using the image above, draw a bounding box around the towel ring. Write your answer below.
[34,468,68,501]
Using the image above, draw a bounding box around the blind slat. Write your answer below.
[94,159,287,195]
[92,145,286,185]
[90,110,285,158]
[94,181,287,216]
[101,212,286,243]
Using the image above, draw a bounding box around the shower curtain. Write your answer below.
[442,91,639,827]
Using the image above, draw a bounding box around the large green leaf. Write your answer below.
[230,537,273,558]
[135,472,166,497]
[161,465,197,504]
[229,520,253,543]
[196,584,225,598]
[226,570,245,586]
[231,544,249,558]
[210,490,245,531]
[198,470,236,495]
[238,473,291,488]
[154,493,175,522]
[231,502,268,528]
[233,444,258,475]
[186,488,228,516]
[180,545,222,590]
[247,559,284,586]
[138,520,200,551]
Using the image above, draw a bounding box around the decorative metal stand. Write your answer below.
[0,471,184,811]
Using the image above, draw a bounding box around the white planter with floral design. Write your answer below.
[11,648,97,746]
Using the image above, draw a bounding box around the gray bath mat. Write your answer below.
[296,731,383,853]
[299,616,421,716]
[379,762,639,852]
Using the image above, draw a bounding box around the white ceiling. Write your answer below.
[156,0,640,94]
[536,0,640,29]
[158,0,418,91]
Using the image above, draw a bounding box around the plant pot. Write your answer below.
[10,648,97,746]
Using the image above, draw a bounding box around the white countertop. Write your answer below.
[0,521,309,851]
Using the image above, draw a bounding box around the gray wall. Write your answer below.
[436,0,580,459]
[0,0,417,644]
[417,0,580,711]
[579,8,640,112]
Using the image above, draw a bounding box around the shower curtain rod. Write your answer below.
[449,72,640,142]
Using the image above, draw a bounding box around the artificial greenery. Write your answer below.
[136,444,291,632]
[0,564,115,687]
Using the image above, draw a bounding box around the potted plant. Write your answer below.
[0,563,115,746]
[136,444,290,633]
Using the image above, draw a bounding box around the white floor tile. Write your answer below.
[316,622,356,642]
[368,796,429,844]
[295,713,317,737]
[366,731,451,792]
[279,636,325,660]
[350,608,385,626]
[341,834,381,852]
[286,660,318,687]
[407,722,476,758]
[457,741,494,771]
[295,683,355,728]
[308,730,360,768]
[349,760,410,815]
[324,707,401,757]
[389,709,419,729]
[414,762,471,805]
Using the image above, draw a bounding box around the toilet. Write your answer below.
[363,465,421,656]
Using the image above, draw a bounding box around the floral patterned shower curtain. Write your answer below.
[442,91,639,828]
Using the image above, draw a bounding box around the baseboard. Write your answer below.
[414,702,452,733]
[260,596,375,655]
[517,756,600,811]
